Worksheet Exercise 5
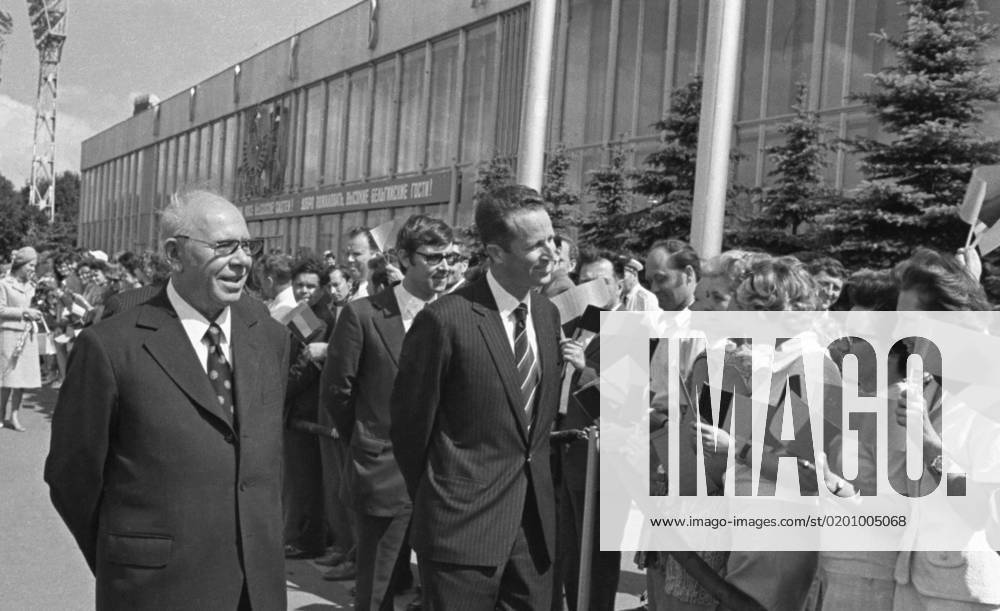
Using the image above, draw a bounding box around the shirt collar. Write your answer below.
[166,279,232,345]
[394,282,434,317]
[487,268,531,320]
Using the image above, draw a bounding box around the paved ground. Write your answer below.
[0,385,643,610]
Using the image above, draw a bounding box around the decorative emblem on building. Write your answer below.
[237,102,289,199]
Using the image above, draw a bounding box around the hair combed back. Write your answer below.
[475,184,547,250]
[648,239,701,279]
[395,214,454,256]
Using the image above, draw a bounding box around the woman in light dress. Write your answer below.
[0,247,44,431]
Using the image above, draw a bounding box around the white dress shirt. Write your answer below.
[352,281,370,301]
[486,269,538,359]
[393,283,431,333]
[166,279,233,373]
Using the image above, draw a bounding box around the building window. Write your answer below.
[397,49,426,173]
[222,116,237,199]
[637,0,670,133]
[738,0,768,121]
[199,125,212,181]
[461,22,498,163]
[319,213,341,255]
[211,121,224,188]
[297,215,317,253]
[767,0,815,116]
[612,0,641,137]
[562,0,612,147]
[366,207,391,228]
[166,138,177,197]
[427,35,460,168]
[346,68,372,181]
[302,84,324,189]
[370,60,397,178]
[324,77,347,184]
[673,0,705,86]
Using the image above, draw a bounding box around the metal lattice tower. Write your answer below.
[27,0,67,222]
[0,10,12,84]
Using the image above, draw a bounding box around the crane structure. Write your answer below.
[28,0,67,221]
[0,10,12,84]
[0,0,67,222]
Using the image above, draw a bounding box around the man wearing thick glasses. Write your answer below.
[322,213,455,610]
[45,188,290,610]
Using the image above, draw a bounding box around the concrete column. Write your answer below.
[690,0,744,258]
[516,0,558,190]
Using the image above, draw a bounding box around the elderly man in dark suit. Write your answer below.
[44,189,289,610]
[391,185,562,609]
[323,214,455,610]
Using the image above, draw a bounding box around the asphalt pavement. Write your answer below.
[0,385,642,610]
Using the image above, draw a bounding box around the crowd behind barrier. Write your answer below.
[5,185,999,611]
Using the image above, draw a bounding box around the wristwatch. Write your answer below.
[737,441,752,464]
[927,454,944,477]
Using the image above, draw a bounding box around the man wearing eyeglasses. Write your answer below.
[45,188,290,611]
[321,214,454,609]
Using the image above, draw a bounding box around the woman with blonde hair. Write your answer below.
[0,247,44,431]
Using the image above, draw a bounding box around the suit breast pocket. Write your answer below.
[104,533,173,568]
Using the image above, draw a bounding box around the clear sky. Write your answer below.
[0,0,359,186]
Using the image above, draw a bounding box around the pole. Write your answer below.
[577,427,599,610]
[689,0,743,258]
[516,0,558,190]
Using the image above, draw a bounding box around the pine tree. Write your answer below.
[580,145,639,253]
[630,77,703,246]
[474,153,515,197]
[737,84,838,255]
[542,145,582,235]
[818,0,1000,268]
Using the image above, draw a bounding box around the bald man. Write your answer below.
[45,189,290,610]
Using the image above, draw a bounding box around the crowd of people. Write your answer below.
[0,183,994,610]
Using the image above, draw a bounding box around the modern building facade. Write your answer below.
[78,0,1000,255]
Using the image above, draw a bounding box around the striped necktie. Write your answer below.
[204,322,235,425]
[513,303,539,422]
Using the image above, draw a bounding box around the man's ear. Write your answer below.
[396,249,412,273]
[484,243,504,264]
[164,239,182,270]
[684,265,697,286]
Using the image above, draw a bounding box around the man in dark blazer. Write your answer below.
[391,185,562,609]
[323,214,455,610]
[44,189,290,610]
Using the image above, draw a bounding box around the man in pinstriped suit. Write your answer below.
[390,185,562,609]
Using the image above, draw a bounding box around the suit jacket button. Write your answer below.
[526,455,532,463]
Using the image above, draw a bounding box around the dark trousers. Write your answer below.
[318,436,356,553]
[557,479,621,611]
[356,509,413,611]
[420,510,552,610]
[282,428,326,553]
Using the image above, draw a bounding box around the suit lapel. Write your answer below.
[471,280,530,444]
[139,293,234,431]
[371,288,405,367]
[230,300,262,432]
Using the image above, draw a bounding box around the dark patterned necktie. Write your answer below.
[204,323,235,425]
[513,303,539,423]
